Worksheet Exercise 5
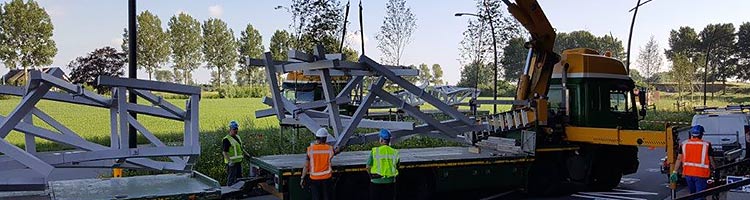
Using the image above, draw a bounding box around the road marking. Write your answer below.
[572,188,657,200]
[646,168,661,173]
[620,177,640,185]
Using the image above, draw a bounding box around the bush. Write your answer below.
[217,85,269,98]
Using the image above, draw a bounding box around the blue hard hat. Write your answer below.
[229,120,239,130]
[690,125,705,136]
[379,129,391,139]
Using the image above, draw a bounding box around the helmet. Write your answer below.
[379,129,391,140]
[315,128,329,138]
[690,125,705,137]
[229,120,239,130]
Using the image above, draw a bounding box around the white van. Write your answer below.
[691,110,750,161]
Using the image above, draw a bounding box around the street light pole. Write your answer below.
[128,0,138,148]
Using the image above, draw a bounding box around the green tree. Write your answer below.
[699,23,736,93]
[431,64,444,85]
[202,18,237,87]
[289,0,359,61]
[669,53,702,101]
[629,69,646,88]
[0,0,57,79]
[501,37,526,83]
[154,69,175,83]
[376,0,417,65]
[122,11,170,80]
[417,63,431,85]
[67,47,125,94]
[270,30,292,61]
[167,13,202,85]
[665,26,701,60]
[236,24,265,86]
[737,22,750,81]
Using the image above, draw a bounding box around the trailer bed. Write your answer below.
[251,146,533,177]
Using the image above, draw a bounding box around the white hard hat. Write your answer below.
[315,128,329,138]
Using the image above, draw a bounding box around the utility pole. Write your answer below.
[626,0,653,73]
[128,0,138,148]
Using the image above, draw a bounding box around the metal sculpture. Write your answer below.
[0,68,201,190]
[254,45,488,150]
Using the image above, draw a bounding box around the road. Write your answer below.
[504,147,676,200]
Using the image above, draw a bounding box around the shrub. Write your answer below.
[217,85,270,98]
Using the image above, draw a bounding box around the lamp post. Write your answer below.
[455,12,499,114]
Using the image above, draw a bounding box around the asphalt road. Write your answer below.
[502,147,676,200]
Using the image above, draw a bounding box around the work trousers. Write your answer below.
[309,178,333,200]
[685,176,708,200]
[369,182,396,200]
[226,162,243,186]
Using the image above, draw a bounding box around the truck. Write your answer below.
[249,0,680,199]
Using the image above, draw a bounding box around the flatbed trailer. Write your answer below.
[250,146,534,200]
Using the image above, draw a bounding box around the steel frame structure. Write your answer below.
[0,68,201,189]
[255,45,487,150]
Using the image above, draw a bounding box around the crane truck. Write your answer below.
[249,0,681,199]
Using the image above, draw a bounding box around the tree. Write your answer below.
[669,53,702,101]
[737,22,750,81]
[154,69,175,83]
[637,36,663,87]
[270,30,292,61]
[629,69,646,88]
[0,0,57,78]
[376,0,416,65]
[501,37,526,83]
[202,18,237,87]
[665,26,701,61]
[417,63,431,85]
[431,64,444,85]
[458,0,520,89]
[553,31,624,60]
[67,47,125,94]
[122,11,170,80]
[168,13,202,85]
[237,24,265,86]
[699,23,736,93]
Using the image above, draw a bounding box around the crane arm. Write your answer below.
[502,0,560,104]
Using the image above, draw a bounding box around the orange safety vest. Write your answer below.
[681,138,711,178]
[307,144,334,180]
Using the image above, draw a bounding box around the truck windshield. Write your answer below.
[609,90,629,112]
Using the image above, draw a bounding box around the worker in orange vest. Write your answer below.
[301,128,335,200]
[672,125,714,199]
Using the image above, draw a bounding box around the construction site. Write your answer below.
[2,0,750,200]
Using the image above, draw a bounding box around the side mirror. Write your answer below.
[638,87,647,107]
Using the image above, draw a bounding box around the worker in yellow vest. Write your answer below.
[222,120,251,186]
[301,128,335,200]
[672,125,714,199]
[366,129,399,200]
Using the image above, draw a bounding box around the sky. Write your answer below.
[1,0,749,85]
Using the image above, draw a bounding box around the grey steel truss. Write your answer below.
[254,45,487,150]
[0,68,201,190]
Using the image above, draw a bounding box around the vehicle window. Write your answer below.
[548,87,562,109]
[609,90,628,112]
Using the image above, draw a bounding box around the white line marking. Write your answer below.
[579,192,648,200]
[571,194,622,200]
[611,189,658,195]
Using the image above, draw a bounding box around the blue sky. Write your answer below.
[1,0,749,84]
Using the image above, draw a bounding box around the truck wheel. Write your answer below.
[589,161,622,191]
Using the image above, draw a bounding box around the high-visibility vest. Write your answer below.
[681,138,711,178]
[307,144,334,180]
[370,145,399,178]
[224,135,243,164]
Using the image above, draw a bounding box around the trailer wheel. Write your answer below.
[588,155,622,191]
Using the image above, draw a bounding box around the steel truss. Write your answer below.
[0,68,201,189]
[254,45,488,150]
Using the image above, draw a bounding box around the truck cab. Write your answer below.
[548,48,639,130]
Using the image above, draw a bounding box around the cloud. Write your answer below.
[208,5,223,18]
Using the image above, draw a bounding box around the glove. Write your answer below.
[670,171,679,183]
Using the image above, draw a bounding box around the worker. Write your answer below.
[301,128,335,200]
[366,129,400,200]
[222,120,251,186]
[671,125,714,199]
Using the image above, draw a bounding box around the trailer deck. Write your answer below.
[251,146,533,176]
